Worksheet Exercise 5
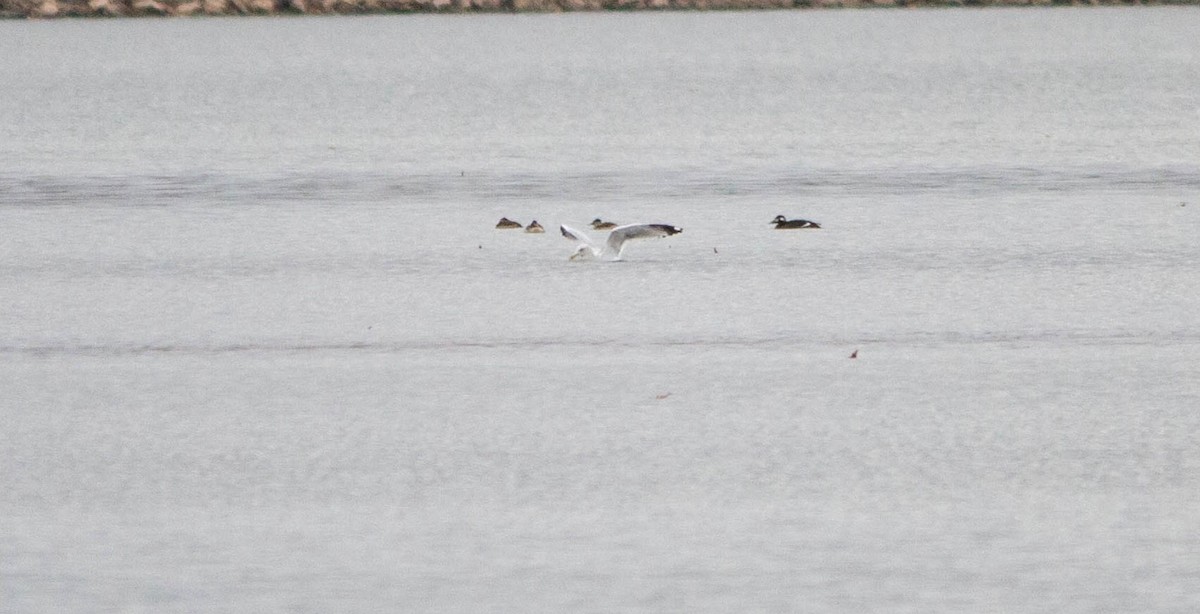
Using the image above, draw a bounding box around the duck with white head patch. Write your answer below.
[771,215,821,229]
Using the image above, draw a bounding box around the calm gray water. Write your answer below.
[3,9,1200,612]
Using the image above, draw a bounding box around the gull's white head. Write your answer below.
[569,244,596,261]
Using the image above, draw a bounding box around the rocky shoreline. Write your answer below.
[2,0,1192,18]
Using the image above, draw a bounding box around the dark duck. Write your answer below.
[771,215,821,229]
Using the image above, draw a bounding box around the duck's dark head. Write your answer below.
[591,218,604,225]
[771,215,787,225]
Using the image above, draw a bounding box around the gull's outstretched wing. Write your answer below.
[560,224,596,247]
[605,223,683,258]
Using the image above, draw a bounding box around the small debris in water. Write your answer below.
[655,392,672,400]
[849,349,858,359]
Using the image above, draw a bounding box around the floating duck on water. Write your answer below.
[525,220,545,233]
[495,217,523,229]
[590,218,618,230]
[560,222,682,261]
[771,215,821,229]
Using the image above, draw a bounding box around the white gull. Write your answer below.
[560,223,683,261]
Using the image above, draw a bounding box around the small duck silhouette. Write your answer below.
[525,220,545,233]
[591,218,618,230]
[771,215,821,229]
[495,217,522,229]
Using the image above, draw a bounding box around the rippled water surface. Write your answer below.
[3,9,1200,613]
